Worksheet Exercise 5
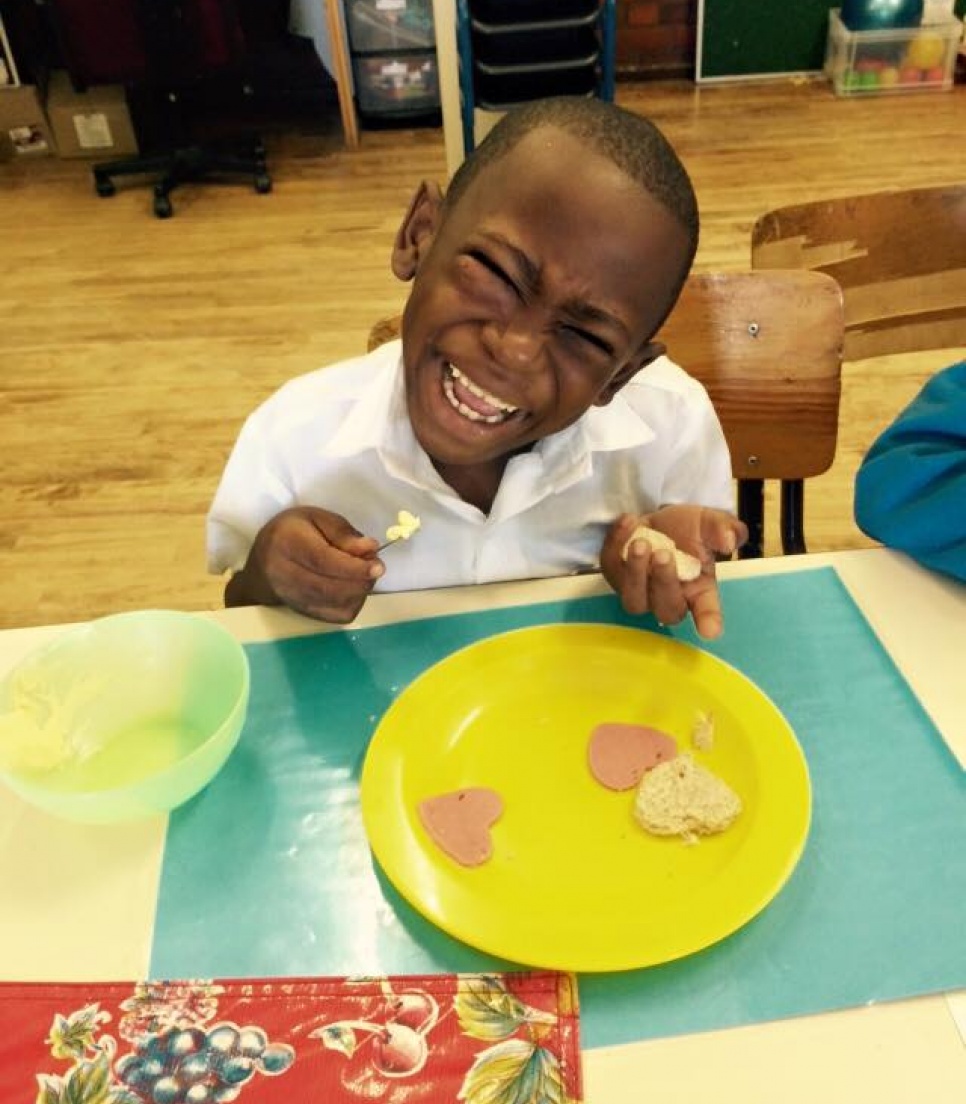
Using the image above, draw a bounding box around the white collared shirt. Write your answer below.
[206,340,733,590]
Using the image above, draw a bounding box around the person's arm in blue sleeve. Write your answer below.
[853,360,966,582]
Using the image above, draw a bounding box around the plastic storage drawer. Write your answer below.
[471,11,599,66]
[469,0,598,21]
[473,55,599,109]
[354,52,440,116]
[346,0,435,53]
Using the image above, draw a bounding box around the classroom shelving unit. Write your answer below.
[323,1,616,164]
[344,0,442,124]
[450,0,617,163]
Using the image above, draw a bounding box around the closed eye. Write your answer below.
[468,249,517,291]
[561,324,613,356]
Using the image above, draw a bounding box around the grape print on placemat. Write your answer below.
[34,983,294,1104]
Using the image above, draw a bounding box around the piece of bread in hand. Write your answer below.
[620,525,702,581]
[633,753,741,841]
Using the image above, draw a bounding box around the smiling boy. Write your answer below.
[207,97,746,637]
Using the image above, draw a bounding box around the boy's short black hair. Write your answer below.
[444,96,699,256]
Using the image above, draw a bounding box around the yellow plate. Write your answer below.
[360,623,811,972]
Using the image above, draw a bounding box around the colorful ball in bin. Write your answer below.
[840,0,924,31]
[903,32,946,70]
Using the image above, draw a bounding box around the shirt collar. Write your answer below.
[322,342,404,459]
[488,393,653,514]
[578,390,656,453]
[320,343,460,504]
[319,342,656,505]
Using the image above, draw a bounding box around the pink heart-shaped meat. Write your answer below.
[417,787,504,867]
[588,723,678,791]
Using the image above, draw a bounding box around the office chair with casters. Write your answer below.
[751,184,966,361]
[92,133,271,219]
[45,0,272,218]
[366,269,846,559]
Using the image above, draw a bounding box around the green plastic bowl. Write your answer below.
[0,610,249,823]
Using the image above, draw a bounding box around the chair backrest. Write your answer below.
[655,270,844,482]
[751,184,966,361]
[654,270,844,557]
[366,268,845,558]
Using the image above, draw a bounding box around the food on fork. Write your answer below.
[385,510,421,544]
[621,525,702,581]
[587,722,678,791]
[634,754,741,842]
[417,787,503,867]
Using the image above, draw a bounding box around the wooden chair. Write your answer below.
[751,184,966,361]
[654,270,844,558]
[367,269,845,559]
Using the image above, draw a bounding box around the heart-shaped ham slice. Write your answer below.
[588,723,679,791]
[417,787,504,867]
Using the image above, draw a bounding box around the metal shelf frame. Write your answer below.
[453,0,617,158]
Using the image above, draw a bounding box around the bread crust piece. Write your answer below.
[620,525,702,582]
[633,754,741,841]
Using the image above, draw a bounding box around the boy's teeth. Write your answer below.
[452,366,518,412]
[443,364,519,424]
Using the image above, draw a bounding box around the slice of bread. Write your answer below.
[634,754,741,841]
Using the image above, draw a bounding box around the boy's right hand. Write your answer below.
[224,507,385,623]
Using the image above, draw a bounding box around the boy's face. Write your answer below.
[393,127,692,491]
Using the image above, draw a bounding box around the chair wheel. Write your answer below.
[153,193,173,219]
[95,177,116,198]
[254,172,272,195]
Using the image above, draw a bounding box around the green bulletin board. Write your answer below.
[697,0,966,80]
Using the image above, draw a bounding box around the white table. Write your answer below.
[1,548,964,1103]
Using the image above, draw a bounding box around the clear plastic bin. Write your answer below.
[354,52,440,116]
[346,0,435,53]
[825,8,963,95]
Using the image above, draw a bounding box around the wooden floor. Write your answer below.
[1,77,963,630]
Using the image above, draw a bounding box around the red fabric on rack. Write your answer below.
[46,0,245,85]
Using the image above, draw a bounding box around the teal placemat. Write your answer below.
[152,568,966,1049]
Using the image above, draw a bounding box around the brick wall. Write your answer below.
[616,0,698,78]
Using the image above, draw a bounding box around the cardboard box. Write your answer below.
[0,85,54,160]
[825,8,964,95]
[44,70,138,159]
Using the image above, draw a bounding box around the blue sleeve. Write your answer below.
[853,360,966,583]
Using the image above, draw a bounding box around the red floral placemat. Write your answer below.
[0,972,581,1103]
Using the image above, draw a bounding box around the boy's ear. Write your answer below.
[391,181,445,281]
[595,341,666,405]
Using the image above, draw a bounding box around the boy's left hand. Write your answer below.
[600,506,748,640]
